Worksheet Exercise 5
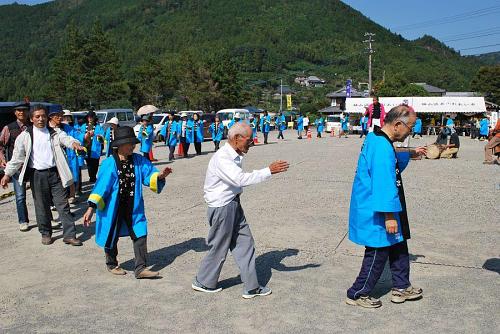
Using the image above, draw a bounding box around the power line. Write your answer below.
[439,26,500,40]
[444,31,500,43]
[460,43,500,51]
[392,5,500,31]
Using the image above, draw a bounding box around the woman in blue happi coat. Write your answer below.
[259,111,271,144]
[209,115,224,151]
[346,105,427,308]
[61,111,85,201]
[250,116,258,140]
[276,113,286,140]
[340,113,349,138]
[137,116,154,160]
[412,117,422,138]
[479,117,490,140]
[83,126,172,278]
[315,116,324,138]
[187,113,204,155]
[160,112,179,161]
[296,114,304,139]
[81,111,105,182]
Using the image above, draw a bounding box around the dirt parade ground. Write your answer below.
[0,130,498,333]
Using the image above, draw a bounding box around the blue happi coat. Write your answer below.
[81,123,105,159]
[446,118,454,127]
[360,116,368,131]
[276,115,286,131]
[260,115,271,133]
[413,118,422,134]
[160,120,179,146]
[480,118,490,136]
[61,123,82,183]
[315,117,324,133]
[349,131,411,248]
[209,122,224,141]
[104,126,114,157]
[187,119,203,143]
[341,116,349,131]
[88,154,166,249]
[250,119,258,138]
[137,124,154,153]
[297,116,304,131]
[73,124,86,166]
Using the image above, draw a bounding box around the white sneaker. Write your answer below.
[51,221,61,228]
[19,222,29,232]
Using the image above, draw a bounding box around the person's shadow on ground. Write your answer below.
[121,237,209,272]
[482,258,500,274]
[219,248,320,289]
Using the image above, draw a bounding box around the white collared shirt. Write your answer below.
[204,143,271,207]
[29,126,55,170]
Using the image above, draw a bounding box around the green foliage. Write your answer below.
[471,66,500,105]
[374,74,430,97]
[0,0,492,108]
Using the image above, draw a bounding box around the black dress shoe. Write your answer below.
[63,238,83,246]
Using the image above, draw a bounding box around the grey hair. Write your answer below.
[228,122,251,140]
[384,105,415,125]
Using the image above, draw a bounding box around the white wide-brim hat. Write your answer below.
[107,117,119,125]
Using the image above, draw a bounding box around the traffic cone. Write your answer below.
[177,143,184,157]
[149,148,157,161]
[330,128,335,137]
[307,129,312,139]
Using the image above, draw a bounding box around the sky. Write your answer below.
[1,0,499,56]
[341,0,500,55]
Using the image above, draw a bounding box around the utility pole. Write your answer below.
[279,79,283,112]
[363,32,375,94]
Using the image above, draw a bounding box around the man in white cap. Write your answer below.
[105,117,119,157]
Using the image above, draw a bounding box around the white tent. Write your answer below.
[346,97,487,114]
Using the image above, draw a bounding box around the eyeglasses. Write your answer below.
[398,120,412,131]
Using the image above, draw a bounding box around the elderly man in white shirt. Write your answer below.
[192,122,289,299]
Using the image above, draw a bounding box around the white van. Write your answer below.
[325,113,342,133]
[216,109,251,128]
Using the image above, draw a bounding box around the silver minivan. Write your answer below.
[95,108,136,127]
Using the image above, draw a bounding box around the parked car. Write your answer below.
[95,108,136,127]
[216,109,251,128]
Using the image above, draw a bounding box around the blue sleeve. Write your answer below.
[160,124,166,137]
[137,154,165,194]
[88,158,116,211]
[370,144,402,213]
[396,151,411,172]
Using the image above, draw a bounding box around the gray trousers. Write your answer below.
[30,168,76,239]
[106,236,147,277]
[196,197,259,291]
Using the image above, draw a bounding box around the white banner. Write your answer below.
[345,97,486,114]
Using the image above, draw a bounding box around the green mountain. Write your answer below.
[0,0,488,107]
[472,51,500,66]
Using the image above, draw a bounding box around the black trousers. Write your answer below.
[194,142,202,155]
[214,141,220,151]
[168,145,176,161]
[360,130,368,138]
[105,236,147,277]
[277,131,284,139]
[347,241,411,300]
[142,152,150,160]
[30,168,76,239]
[317,132,322,138]
[263,132,269,144]
[86,158,99,182]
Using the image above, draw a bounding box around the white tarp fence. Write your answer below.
[345,97,487,114]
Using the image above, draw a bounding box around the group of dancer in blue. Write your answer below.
[1,102,429,305]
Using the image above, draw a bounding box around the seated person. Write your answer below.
[426,127,459,159]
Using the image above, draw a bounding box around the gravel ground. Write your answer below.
[0,130,498,334]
